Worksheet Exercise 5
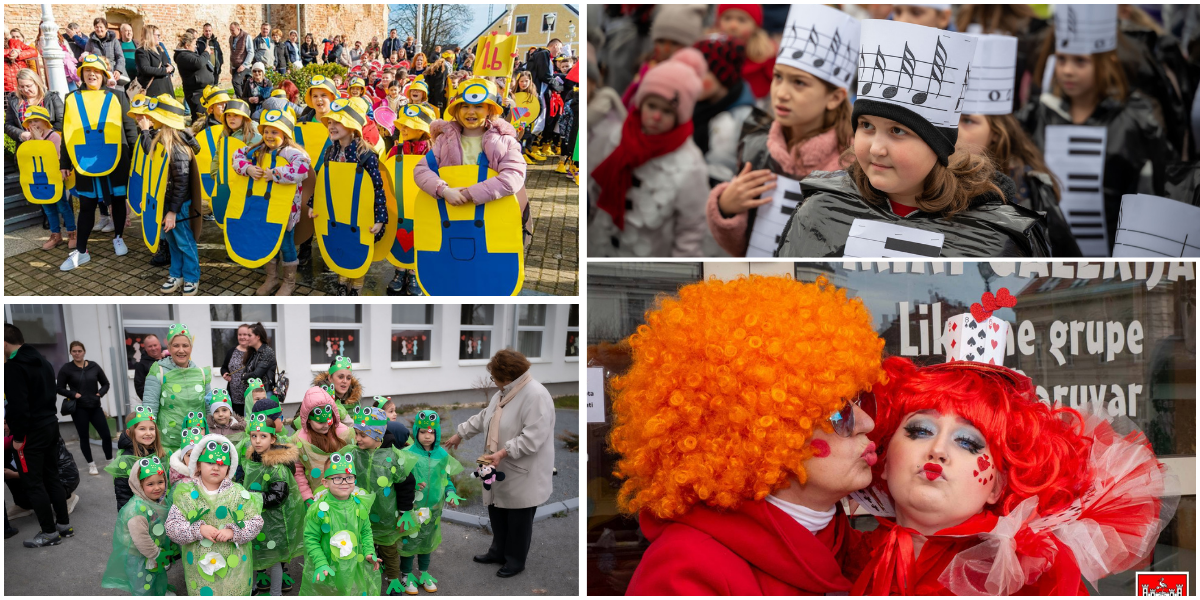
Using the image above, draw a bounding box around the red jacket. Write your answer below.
[5,39,40,92]
[626,500,867,595]
[851,512,1090,596]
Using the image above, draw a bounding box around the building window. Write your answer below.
[541,13,557,32]
[120,305,175,370]
[460,304,495,360]
[209,305,278,367]
[392,305,435,363]
[514,15,528,34]
[516,305,547,359]
[5,304,70,369]
[566,304,579,358]
[310,305,363,366]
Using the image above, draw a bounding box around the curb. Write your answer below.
[443,497,579,532]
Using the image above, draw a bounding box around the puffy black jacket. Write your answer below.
[56,360,110,410]
[4,345,60,440]
[1118,28,1189,158]
[1011,167,1082,257]
[134,46,177,99]
[132,353,157,400]
[301,42,319,66]
[113,431,135,511]
[776,170,1051,258]
[1018,90,1168,253]
[174,48,215,95]
[139,128,202,214]
[5,91,65,141]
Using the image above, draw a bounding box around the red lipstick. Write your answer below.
[861,442,877,466]
[922,462,943,480]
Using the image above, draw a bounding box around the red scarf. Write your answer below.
[592,109,694,230]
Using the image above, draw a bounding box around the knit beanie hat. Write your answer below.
[717,4,763,27]
[633,47,708,124]
[693,34,746,91]
[650,4,707,47]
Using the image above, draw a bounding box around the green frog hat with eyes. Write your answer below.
[187,433,240,477]
[413,410,443,447]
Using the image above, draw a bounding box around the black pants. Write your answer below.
[76,195,127,255]
[231,400,245,417]
[70,404,112,463]
[184,90,204,125]
[486,504,536,571]
[16,423,69,533]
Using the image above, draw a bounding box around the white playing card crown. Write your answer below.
[1055,4,1118,55]
[777,4,860,90]
[856,20,977,128]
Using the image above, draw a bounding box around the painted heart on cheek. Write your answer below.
[977,454,991,472]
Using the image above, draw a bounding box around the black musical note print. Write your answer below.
[815,29,842,77]
[955,65,970,111]
[792,28,820,60]
[883,43,917,99]
[913,37,947,105]
[860,46,886,96]
[856,35,964,115]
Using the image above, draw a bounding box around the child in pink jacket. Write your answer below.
[290,386,353,505]
[412,77,530,244]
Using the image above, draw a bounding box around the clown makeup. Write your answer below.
[327,474,355,500]
[640,94,678,136]
[330,369,352,395]
[956,114,993,156]
[325,119,349,142]
[169,336,192,367]
[417,428,436,450]
[249,430,275,454]
[309,88,335,116]
[133,420,158,447]
[853,114,939,209]
[882,409,1003,536]
[212,406,231,427]
[784,402,876,509]
[458,103,488,134]
[198,461,228,491]
[141,472,167,501]
[263,127,284,149]
[355,429,381,450]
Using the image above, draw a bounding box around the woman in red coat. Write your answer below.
[609,275,887,594]
[5,29,40,93]
[851,346,1175,595]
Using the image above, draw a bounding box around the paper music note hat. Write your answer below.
[853,20,977,164]
[942,288,1016,365]
[962,34,1018,116]
[1055,4,1118,55]
[776,4,860,90]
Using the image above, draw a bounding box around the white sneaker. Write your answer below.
[403,574,418,595]
[88,462,99,476]
[97,215,114,233]
[59,250,90,271]
[66,492,79,514]
[160,277,182,293]
[182,281,199,296]
[420,572,438,593]
[6,505,32,519]
[113,237,128,256]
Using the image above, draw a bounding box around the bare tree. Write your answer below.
[389,4,474,52]
[471,375,496,403]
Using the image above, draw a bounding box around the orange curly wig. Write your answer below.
[609,275,887,520]
[869,356,1092,516]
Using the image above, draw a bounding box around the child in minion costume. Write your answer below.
[16,105,76,250]
[299,451,384,596]
[405,79,441,120]
[194,86,233,221]
[101,454,180,596]
[383,103,435,296]
[195,85,232,133]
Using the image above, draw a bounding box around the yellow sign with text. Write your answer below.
[473,33,518,77]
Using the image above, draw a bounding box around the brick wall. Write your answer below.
[4,3,385,87]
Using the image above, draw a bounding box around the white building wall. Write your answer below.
[42,303,578,421]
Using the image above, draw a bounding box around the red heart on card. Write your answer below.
[991,340,998,349]
[395,228,414,252]
[992,323,1000,332]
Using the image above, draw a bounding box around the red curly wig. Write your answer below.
[869,356,1092,516]
[609,275,887,520]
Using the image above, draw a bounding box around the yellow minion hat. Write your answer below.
[321,97,367,135]
[406,80,429,99]
[446,77,503,120]
[305,75,340,109]
[222,98,252,123]
[270,89,288,99]
[440,50,456,62]
[21,105,52,128]
[146,94,188,130]
[259,107,296,139]
[394,103,435,137]
[201,85,232,110]
[348,77,367,91]
[126,94,151,118]
[76,53,113,82]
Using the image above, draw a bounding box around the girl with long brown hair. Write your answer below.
[291,386,354,505]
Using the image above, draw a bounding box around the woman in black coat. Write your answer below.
[4,72,64,141]
[134,26,176,99]
[172,32,215,122]
[55,341,112,474]
[301,33,319,66]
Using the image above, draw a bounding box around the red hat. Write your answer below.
[717,4,763,28]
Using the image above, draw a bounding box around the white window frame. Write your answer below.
[120,305,176,378]
[209,305,280,372]
[390,304,439,369]
[513,14,529,34]
[565,304,580,362]
[458,304,500,366]
[541,12,557,33]
[514,304,550,362]
[308,304,366,371]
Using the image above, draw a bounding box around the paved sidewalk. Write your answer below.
[4,162,578,296]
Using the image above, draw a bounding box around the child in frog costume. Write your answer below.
[165,433,264,596]
[106,406,168,511]
[142,324,214,454]
[399,410,466,594]
[169,425,208,485]
[102,455,180,596]
[293,386,355,506]
[300,451,384,595]
[352,406,420,595]
[244,401,306,596]
[208,389,246,443]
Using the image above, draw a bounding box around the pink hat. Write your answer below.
[633,48,707,124]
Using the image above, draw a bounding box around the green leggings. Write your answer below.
[400,553,431,573]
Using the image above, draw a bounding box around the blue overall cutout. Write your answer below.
[210,137,235,225]
[200,127,218,197]
[226,149,284,263]
[141,151,169,249]
[72,92,119,174]
[26,156,57,201]
[127,143,151,215]
[320,164,370,272]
